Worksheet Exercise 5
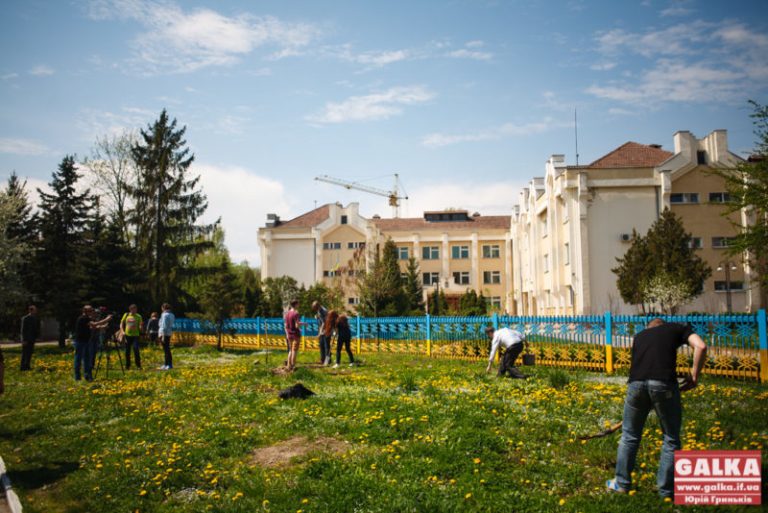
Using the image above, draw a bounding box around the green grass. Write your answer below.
[0,345,766,513]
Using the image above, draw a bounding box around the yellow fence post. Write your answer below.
[605,311,614,374]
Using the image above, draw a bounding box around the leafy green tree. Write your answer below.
[235,265,263,317]
[35,156,93,346]
[403,257,424,314]
[614,210,711,313]
[713,100,768,306]
[427,288,449,316]
[129,109,216,310]
[299,282,344,316]
[197,259,241,350]
[612,229,652,312]
[458,289,488,316]
[357,239,407,317]
[262,276,299,317]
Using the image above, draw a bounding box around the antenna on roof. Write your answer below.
[574,107,580,166]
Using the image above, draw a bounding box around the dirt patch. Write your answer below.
[270,366,293,376]
[251,436,349,468]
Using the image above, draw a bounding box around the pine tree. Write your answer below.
[403,256,424,314]
[427,288,449,316]
[129,109,215,310]
[612,229,652,311]
[36,155,93,346]
[357,239,407,317]
[198,259,240,350]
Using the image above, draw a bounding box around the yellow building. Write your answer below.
[511,129,758,315]
[259,204,513,312]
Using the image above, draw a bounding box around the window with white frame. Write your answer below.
[451,245,469,259]
[398,246,409,260]
[348,297,359,305]
[714,281,744,291]
[423,272,440,285]
[347,241,365,249]
[489,296,502,308]
[688,237,703,249]
[563,243,570,265]
[483,271,501,284]
[482,244,500,258]
[712,237,736,249]
[709,192,731,203]
[422,246,440,260]
[670,193,699,204]
[453,271,470,285]
[322,242,342,250]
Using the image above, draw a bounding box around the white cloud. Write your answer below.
[422,119,563,148]
[590,61,616,71]
[87,0,321,74]
[447,40,492,61]
[589,20,768,104]
[29,65,55,76]
[194,163,291,265]
[76,107,156,142]
[660,6,693,17]
[607,107,635,116]
[0,138,51,156]
[307,86,434,124]
[1,72,19,80]
[465,40,485,48]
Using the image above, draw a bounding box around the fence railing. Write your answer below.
[174,311,768,382]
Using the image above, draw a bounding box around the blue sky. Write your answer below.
[1,0,767,263]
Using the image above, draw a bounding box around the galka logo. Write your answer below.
[674,451,762,506]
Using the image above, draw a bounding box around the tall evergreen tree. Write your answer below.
[198,259,240,350]
[36,155,93,346]
[129,109,215,310]
[403,256,424,314]
[612,229,652,312]
[357,239,407,317]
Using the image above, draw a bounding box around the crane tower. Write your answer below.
[314,174,408,218]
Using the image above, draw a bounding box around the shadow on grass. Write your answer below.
[8,461,79,489]
[0,425,44,441]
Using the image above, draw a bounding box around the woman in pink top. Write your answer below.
[284,299,302,371]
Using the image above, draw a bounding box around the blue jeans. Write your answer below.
[615,380,682,497]
[73,340,92,380]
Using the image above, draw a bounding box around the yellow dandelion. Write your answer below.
[465,493,472,499]
[139,490,147,496]
[559,499,565,506]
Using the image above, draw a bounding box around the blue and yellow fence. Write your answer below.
[174,310,768,382]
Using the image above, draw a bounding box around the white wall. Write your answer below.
[270,239,316,287]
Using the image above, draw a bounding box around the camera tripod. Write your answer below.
[94,330,125,379]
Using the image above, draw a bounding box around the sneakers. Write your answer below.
[332,363,339,369]
[606,479,628,494]
[349,362,356,367]
[159,365,168,370]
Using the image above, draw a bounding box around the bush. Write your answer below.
[547,369,570,389]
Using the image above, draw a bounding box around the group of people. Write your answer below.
[281,300,355,372]
[72,302,176,380]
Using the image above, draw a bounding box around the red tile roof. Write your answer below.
[278,204,330,228]
[373,215,510,231]
[588,141,673,169]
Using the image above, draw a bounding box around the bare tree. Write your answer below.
[81,131,138,241]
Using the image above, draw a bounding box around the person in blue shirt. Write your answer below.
[158,303,175,370]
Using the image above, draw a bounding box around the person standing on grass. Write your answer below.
[146,312,160,346]
[74,305,112,381]
[20,305,41,371]
[284,299,302,371]
[333,314,355,368]
[312,301,329,365]
[607,318,707,499]
[158,303,175,370]
[322,310,339,367]
[485,326,526,378]
[120,304,143,370]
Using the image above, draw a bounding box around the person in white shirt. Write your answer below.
[158,303,175,370]
[485,326,526,378]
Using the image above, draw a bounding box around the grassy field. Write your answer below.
[0,344,766,513]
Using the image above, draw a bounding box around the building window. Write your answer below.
[709,192,731,203]
[670,193,699,204]
[398,247,409,260]
[489,296,502,308]
[323,270,339,277]
[422,246,440,260]
[563,243,570,265]
[540,213,548,237]
[688,237,703,249]
[712,237,736,249]
[482,244,500,258]
[483,271,501,284]
[697,150,707,165]
[348,297,359,305]
[341,215,348,224]
[453,272,470,285]
[451,245,469,259]
[543,254,549,273]
[423,272,440,285]
[714,281,744,291]
[322,242,342,250]
[348,241,365,249]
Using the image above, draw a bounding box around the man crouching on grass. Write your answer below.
[606,318,706,500]
[485,326,527,378]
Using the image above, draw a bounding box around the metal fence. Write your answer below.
[174,311,768,381]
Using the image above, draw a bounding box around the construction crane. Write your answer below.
[315,173,409,218]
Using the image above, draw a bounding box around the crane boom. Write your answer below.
[314,174,408,217]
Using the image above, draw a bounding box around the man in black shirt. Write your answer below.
[20,305,41,370]
[607,318,706,499]
[74,305,112,381]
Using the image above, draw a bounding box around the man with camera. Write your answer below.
[74,305,113,381]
